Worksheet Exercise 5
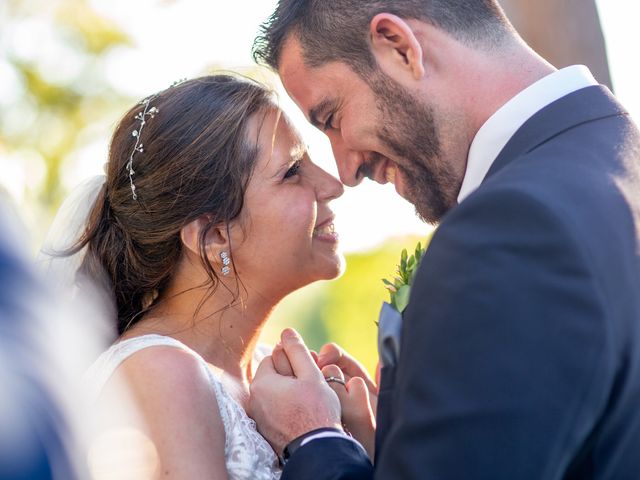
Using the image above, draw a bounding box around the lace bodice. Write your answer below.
[86,334,281,480]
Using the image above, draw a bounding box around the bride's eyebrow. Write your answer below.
[290,143,307,161]
[271,143,307,178]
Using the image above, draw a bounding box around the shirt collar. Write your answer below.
[457,65,598,204]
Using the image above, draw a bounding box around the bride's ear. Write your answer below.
[180,215,230,266]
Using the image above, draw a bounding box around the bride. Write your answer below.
[43,75,346,479]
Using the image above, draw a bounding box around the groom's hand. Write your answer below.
[249,328,342,455]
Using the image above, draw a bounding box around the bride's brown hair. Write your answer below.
[69,75,274,335]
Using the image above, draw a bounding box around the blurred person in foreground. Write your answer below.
[42,74,347,479]
[247,0,640,478]
[0,200,83,480]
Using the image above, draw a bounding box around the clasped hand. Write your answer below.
[249,328,377,459]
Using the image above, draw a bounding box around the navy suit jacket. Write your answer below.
[282,86,640,479]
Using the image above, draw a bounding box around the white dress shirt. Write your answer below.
[457,65,598,204]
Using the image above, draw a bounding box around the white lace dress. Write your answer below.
[86,334,281,480]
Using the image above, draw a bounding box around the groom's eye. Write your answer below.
[324,113,336,131]
[283,159,302,179]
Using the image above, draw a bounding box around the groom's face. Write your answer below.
[278,36,460,224]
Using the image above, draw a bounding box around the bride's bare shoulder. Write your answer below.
[113,345,229,478]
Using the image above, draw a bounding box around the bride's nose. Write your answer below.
[315,167,344,202]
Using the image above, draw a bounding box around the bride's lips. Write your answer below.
[313,215,339,243]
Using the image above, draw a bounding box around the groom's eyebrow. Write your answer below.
[309,98,338,129]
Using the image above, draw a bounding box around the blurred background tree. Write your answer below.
[0,0,132,228]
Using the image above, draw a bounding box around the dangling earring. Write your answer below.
[220,251,231,276]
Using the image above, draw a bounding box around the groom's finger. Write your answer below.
[280,328,322,380]
[253,354,278,380]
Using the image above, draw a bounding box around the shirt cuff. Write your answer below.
[282,427,368,464]
[300,431,368,456]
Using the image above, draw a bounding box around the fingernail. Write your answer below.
[282,328,299,341]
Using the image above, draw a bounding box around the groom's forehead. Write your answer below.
[279,44,322,118]
[279,39,353,122]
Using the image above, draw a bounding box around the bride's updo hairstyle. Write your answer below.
[73,75,274,335]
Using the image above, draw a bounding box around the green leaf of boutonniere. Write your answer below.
[382,236,431,314]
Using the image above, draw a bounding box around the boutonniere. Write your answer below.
[382,240,427,314]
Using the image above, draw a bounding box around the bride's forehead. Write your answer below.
[255,109,302,148]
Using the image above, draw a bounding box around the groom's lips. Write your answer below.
[371,157,393,185]
[358,153,388,184]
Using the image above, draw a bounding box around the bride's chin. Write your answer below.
[319,254,346,281]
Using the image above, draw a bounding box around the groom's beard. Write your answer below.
[371,74,458,224]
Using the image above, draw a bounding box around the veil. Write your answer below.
[38,174,107,293]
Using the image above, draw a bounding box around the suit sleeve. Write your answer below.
[375,187,612,479]
[281,437,373,480]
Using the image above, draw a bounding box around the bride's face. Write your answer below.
[229,109,345,297]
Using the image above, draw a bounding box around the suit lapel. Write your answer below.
[485,85,627,180]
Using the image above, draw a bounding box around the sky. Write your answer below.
[3,0,639,252]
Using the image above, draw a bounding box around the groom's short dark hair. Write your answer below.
[253,0,512,76]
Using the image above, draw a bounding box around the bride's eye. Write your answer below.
[284,159,302,179]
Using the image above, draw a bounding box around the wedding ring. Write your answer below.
[324,376,346,387]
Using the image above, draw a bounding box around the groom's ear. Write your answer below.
[369,13,426,82]
[180,215,229,263]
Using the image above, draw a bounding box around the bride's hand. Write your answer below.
[321,364,376,460]
[316,343,378,413]
[271,340,319,377]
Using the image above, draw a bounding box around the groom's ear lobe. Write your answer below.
[180,215,229,262]
[369,13,425,82]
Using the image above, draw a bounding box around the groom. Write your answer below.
[249,0,640,478]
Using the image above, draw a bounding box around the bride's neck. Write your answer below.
[126,277,279,383]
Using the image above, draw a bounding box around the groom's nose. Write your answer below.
[330,140,366,187]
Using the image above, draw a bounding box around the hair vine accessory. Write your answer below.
[126,95,159,200]
[221,251,231,276]
[170,78,188,88]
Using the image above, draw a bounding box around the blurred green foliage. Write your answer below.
[0,0,131,221]
[263,235,430,376]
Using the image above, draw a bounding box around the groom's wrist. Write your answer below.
[281,427,368,465]
[282,427,344,463]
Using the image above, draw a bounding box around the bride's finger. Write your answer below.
[272,343,294,376]
[321,364,348,405]
[317,343,377,392]
[345,377,376,424]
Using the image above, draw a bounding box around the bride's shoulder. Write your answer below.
[119,343,223,409]
[103,344,229,475]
